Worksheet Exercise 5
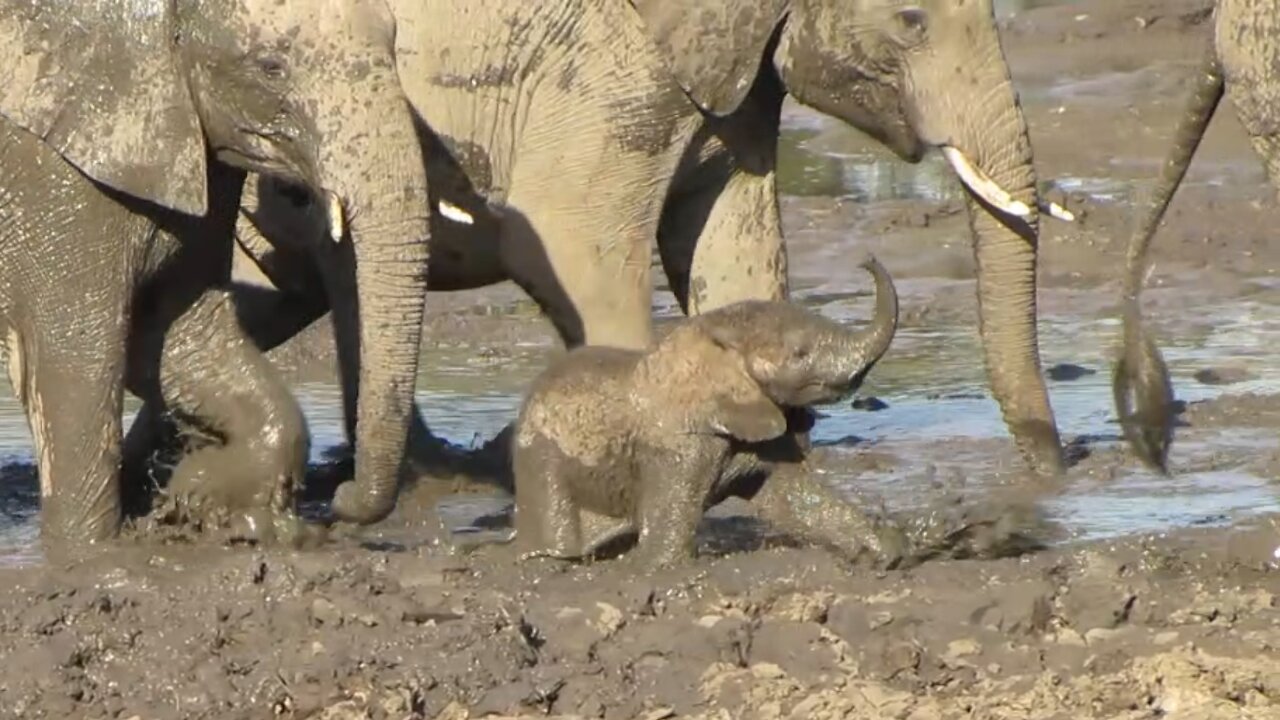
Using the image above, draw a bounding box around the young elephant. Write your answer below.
[512,257,903,569]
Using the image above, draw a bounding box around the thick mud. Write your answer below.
[5,0,1280,716]
[1,515,1278,719]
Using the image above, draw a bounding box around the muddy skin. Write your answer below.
[0,0,434,547]
[509,259,1037,570]
[0,120,318,553]
[510,259,900,567]
[639,0,1065,481]
[125,0,1070,511]
[1113,301,1178,474]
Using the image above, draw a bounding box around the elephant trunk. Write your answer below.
[324,98,431,525]
[945,49,1063,479]
[836,256,899,390]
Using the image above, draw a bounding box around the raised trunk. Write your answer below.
[837,256,898,389]
[1112,41,1222,472]
[957,60,1062,479]
[325,98,431,525]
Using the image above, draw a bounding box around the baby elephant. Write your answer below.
[512,256,905,569]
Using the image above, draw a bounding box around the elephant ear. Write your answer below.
[0,0,208,216]
[697,331,787,443]
[630,0,789,116]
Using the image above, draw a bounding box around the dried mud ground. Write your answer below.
[7,0,1280,718]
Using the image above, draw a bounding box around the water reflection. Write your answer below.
[776,129,963,205]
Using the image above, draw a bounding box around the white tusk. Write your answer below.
[326,192,345,244]
[941,146,1031,218]
[438,199,475,225]
[1040,200,1076,222]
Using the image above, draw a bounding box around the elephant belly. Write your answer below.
[566,463,637,521]
[1217,0,1280,140]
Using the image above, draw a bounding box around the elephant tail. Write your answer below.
[1111,39,1223,475]
[1123,41,1224,300]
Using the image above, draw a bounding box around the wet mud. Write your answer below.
[6,0,1280,716]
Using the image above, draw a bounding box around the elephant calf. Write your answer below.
[511,257,906,569]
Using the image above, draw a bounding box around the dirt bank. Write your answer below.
[1,513,1278,720]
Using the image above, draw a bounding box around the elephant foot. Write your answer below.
[152,439,314,547]
[579,512,638,561]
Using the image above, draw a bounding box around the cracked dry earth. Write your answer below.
[0,514,1279,720]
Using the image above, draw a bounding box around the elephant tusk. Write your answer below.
[1040,200,1076,222]
[941,146,1031,218]
[437,199,475,225]
[326,192,345,244]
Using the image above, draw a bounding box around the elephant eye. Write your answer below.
[894,7,929,43]
[794,346,811,359]
[257,55,289,80]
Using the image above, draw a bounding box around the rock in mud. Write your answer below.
[1194,366,1256,386]
[1046,363,1097,382]
[851,396,890,411]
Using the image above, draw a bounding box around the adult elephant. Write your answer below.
[1111,0,1274,472]
[128,0,1069,512]
[0,0,432,544]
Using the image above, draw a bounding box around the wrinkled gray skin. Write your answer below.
[127,0,1065,515]
[512,258,902,569]
[1113,0,1275,472]
[0,0,431,545]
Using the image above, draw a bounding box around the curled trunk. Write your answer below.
[838,256,899,389]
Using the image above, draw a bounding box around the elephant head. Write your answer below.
[633,0,1065,477]
[693,256,898,418]
[0,0,431,523]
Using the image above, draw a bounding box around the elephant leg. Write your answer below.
[119,402,172,517]
[154,288,311,544]
[579,509,637,560]
[748,462,906,568]
[658,157,788,316]
[498,176,658,352]
[629,451,715,570]
[512,444,583,560]
[10,314,128,546]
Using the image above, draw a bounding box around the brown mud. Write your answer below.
[6,0,1280,717]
